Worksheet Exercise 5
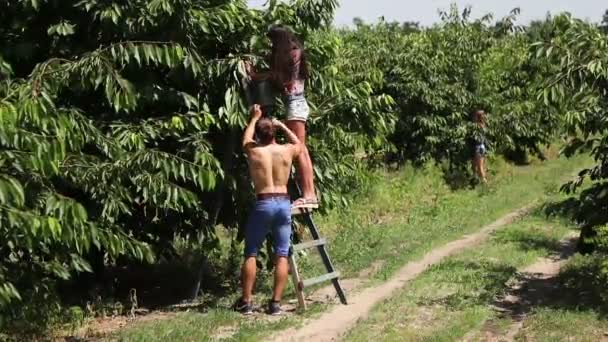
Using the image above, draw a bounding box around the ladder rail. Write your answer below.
[288,254,307,310]
[289,169,348,307]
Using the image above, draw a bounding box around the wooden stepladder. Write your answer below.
[287,171,347,311]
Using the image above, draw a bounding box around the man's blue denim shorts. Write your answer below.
[244,195,292,258]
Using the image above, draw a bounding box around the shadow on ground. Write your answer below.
[490,238,583,320]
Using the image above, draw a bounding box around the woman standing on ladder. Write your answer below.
[246,25,317,208]
[256,25,318,209]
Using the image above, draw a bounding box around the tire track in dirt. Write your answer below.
[269,204,537,342]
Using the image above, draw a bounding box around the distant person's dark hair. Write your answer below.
[256,118,275,144]
[472,109,486,125]
[267,25,309,86]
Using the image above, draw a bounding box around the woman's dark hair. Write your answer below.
[267,25,309,86]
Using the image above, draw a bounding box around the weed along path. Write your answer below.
[269,205,535,342]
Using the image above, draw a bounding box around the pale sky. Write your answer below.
[248,0,605,27]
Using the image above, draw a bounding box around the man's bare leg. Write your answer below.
[272,256,289,302]
[241,257,257,302]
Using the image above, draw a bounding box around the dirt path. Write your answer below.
[269,204,536,342]
[462,234,578,342]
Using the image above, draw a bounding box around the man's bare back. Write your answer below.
[248,144,295,194]
[242,105,302,195]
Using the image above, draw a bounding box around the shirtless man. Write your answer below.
[234,104,302,315]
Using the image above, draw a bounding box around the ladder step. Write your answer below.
[302,271,340,288]
[293,238,327,252]
[291,206,316,216]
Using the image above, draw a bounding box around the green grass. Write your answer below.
[112,302,328,342]
[115,311,235,342]
[516,308,608,341]
[316,154,588,283]
[111,154,592,341]
[344,213,578,341]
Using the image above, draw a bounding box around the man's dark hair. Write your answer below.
[256,118,275,145]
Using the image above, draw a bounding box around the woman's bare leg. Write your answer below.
[286,120,316,200]
[473,154,487,183]
[473,155,481,181]
[480,156,487,183]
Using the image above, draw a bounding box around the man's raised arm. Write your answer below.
[242,104,262,152]
[272,119,302,156]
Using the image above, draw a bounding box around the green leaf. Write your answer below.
[47,21,76,36]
